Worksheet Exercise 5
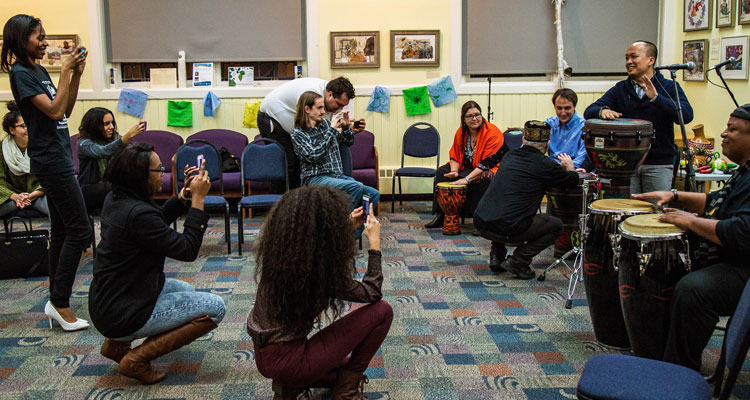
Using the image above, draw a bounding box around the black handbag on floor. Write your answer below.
[0,217,49,279]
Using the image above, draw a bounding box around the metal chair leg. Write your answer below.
[398,177,403,208]
[391,176,396,213]
[224,204,231,254]
[237,205,243,256]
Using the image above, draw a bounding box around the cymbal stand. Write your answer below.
[538,179,597,309]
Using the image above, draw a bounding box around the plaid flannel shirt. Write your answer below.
[291,118,354,184]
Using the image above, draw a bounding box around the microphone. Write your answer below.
[654,62,696,71]
[707,57,738,71]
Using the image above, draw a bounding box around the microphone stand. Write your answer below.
[487,76,494,121]
[714,66,740,108]
[669,70,695,193]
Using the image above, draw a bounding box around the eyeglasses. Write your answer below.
[150,165,166,174]
[464,113,482,120]
[13,123,27,129]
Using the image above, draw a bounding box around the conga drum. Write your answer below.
[436,182,467,235]
[546,172,598,258]
[583,119,653,199]
[616,214,692,360]
[583,199,655,348]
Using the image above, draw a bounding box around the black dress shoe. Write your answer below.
[424,213,444,229]
[500,257,535,280]
[489,248,506,273]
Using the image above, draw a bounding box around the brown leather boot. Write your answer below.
[332,369,368,400]
[118,315,217,385]
[100,338,132,363]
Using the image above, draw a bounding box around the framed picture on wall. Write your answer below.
[740,0,750,24]
[716,0,735,27]
[390,30,440,67]
[38,34,79,72]
[683,39,708,81]
[684,0,712,31]
[720,36,748,79]
[329,31,380,69]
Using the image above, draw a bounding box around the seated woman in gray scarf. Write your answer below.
[0,101,47,217]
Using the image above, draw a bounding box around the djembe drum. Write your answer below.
[583,199,655,348]
[583,119,653,199]
[546,172,598,258]
[616,214,692,359]
[436,182,467,235]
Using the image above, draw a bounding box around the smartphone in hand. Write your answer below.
[139,121,147,131]
[196,154,205,168]
[362,194,371,220]
[353,120,362,129]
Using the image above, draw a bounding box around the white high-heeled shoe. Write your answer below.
[44,301,90,331]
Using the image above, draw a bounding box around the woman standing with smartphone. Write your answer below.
[2,14,91,331]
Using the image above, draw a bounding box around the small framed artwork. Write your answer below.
[329,31,379,69]
[38,34,79,72]
[720,36,748,79]
[390,30,440,67]
[740,0,750,24]
[684,0,712,31]
[716,0,735,27]
[683,40,708,81]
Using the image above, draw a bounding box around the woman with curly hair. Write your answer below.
[247,186,392,400]
[0,101,47,217]
[77,107,144,211]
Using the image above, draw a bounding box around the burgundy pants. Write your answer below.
[254,300,393,388]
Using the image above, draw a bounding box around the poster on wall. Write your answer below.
[683,39,707,81]
[716,0,735,27]
[720,36,748,79]
[329,31,380,69]
[740,0,750,24]
[684,0,712,31]
[390,30,440,67]
[38,34,79,72]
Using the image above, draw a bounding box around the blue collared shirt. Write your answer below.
[546,112,587,168]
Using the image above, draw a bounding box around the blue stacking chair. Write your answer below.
[503,128,524,150]
[237,138,288,256]
[576,278,750,400]
[391,122,440,212]
[174,139,231,254]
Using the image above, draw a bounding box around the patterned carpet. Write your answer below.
[1,201,748,399]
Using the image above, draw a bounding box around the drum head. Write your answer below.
[437,182,467,189]
[589,199,655,214]
[620,213,685,238]
[583,118,654,137]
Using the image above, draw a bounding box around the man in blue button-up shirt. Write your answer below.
[546,88,587,169]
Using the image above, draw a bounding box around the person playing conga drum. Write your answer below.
[473,121,580,279]
[584,41,693,194]
[633,104,750,371]
[425,101,506,230]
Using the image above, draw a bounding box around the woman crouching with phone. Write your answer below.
[247,186,392,399]
[88,142,226,385]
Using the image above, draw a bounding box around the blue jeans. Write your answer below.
[306,174,380,237]
[35,171,92,309]
[114,279,226,341]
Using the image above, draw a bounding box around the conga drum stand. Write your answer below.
[538,178,596,309]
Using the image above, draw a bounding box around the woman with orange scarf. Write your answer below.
[425,101,507,229]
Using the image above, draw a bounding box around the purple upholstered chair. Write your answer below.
[350,130,379,191]
[187,129,248,197]
[130,130,184,199]
[70,134,80,175]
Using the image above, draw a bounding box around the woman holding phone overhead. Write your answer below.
[2,14,91,331]
[77,107,145,211]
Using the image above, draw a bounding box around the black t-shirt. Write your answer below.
[474,146,580,233]
[705,166,750,266]
[9,63,74,175]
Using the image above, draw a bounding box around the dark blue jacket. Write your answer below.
[583,73,693,166]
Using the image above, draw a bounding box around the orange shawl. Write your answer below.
[448,121,504,174]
